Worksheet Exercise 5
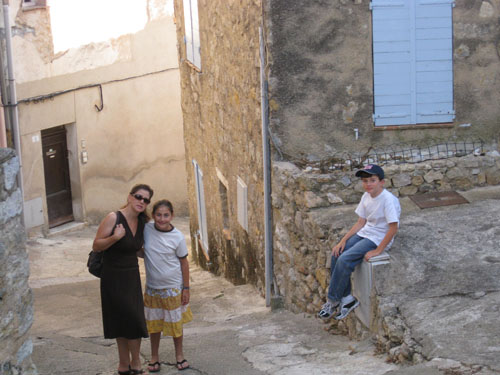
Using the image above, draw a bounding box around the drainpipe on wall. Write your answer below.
[3,0,25,223]
[0,105,7,147]
[259,26,273,307]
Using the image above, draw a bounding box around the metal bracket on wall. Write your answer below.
[94,84,104,112]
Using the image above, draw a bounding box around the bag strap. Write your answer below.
[110,211,120,236]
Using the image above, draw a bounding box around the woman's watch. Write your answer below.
[182,286,190,290]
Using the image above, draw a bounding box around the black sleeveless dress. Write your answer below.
[100,211,148,339]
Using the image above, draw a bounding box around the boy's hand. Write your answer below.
[332,241,346,257]
[364,249,380,261]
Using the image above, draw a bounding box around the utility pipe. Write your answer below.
[3,1,25,222]
[259,26,273,307]
[0,105,7,147]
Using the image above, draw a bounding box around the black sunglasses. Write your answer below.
[132,193,151,204]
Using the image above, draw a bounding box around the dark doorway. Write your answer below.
[42,126,74,228]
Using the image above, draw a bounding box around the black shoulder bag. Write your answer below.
[87,211,119,278]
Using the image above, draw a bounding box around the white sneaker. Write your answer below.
[334,297,359,320]
[318,300,339,320]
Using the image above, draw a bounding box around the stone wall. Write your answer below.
[0,148,36,375]
[264,0,500,161]
[173,0,266,287]
[271,150,500,315]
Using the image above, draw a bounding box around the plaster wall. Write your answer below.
[265,0,500,161]
[173,0,266,288]
[10,0,187,232]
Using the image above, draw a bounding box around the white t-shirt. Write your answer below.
[355,189,401,249]
[143,222,188,289]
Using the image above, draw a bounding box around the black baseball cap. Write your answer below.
[355,164,385,180]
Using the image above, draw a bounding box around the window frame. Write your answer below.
[182,0,201,70]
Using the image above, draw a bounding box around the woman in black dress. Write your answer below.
[92,184,153,375]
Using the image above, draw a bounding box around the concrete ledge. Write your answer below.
[47,221,87,237]
[352,252,390,328]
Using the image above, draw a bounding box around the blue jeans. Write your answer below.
[327,234,377,303]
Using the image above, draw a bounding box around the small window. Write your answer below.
[182,0,201,69]
[22,0,47,10]
[237,177,248,232]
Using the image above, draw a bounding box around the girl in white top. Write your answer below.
[142,199,192,372]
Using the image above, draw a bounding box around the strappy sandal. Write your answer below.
[176,359,190,371]
[147,361,161,373]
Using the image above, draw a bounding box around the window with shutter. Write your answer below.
[371,0,455,126]
[193,160,208,254]
[182,0,201,70]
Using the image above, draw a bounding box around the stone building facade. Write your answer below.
[1,0,187,235]
[0,148,36,375]
[174,0,500,316]
[173,0,266,287]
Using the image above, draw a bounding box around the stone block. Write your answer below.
[315,268,330,291]
[485,168,500,185]
[411,175,424,186]
[1,154,19,192]
[399,185,418,196]
[446,167,465,179]
[452,177,473,190]
[424,170,443,183]
[392,174,412,187]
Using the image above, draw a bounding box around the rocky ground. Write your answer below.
[373,188,500,375]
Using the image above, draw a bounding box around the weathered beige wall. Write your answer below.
[12,0,187,232]
[173,0,266,288]
[265,0,500,161]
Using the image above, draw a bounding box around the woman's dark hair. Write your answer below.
[130,184,154,198]
[152,199,174,215]
[127,183,154,221]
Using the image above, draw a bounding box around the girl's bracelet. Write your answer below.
[183,286,190,290]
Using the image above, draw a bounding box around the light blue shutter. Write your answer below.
[372,1,412,126]
[415,0,454,123]
[193,160,208,253]
[183,0,194,63]
[372,0,454,126]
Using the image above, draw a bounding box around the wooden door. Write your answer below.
[41,126,74,228]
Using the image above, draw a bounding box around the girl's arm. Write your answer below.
[179,256,190,305]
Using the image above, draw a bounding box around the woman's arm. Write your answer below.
[179,256,190,305]
[92,212,126,252]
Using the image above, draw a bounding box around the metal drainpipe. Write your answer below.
[0,105,7,147]
[3,1,25,223]
[259,26,273,307]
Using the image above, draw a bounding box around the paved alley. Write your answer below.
[26,219,420,375]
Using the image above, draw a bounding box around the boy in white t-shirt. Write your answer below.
[318,164,401,320]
